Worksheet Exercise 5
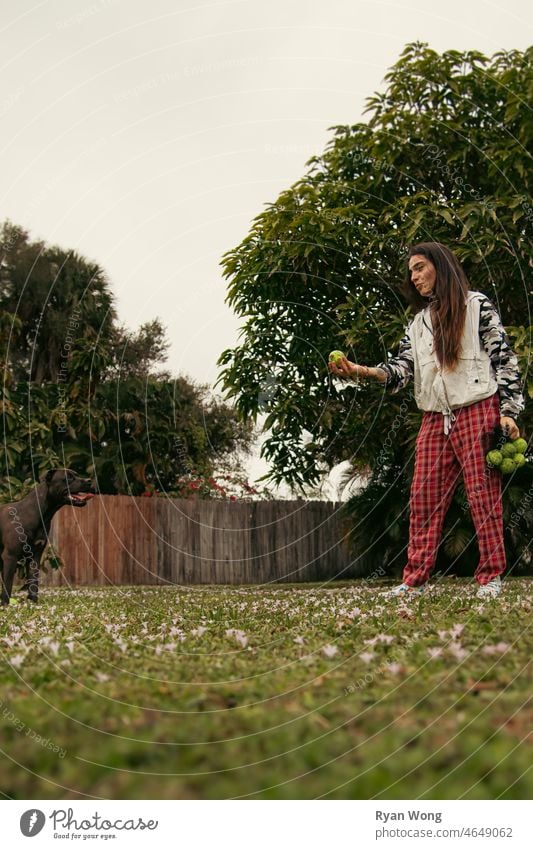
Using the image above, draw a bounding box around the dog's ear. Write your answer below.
[39,469,57,485]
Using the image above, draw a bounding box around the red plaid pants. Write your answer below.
[403,392,506,587]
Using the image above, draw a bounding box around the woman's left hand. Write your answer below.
[500,416,520,440]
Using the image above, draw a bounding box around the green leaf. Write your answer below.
[438,208,455,225]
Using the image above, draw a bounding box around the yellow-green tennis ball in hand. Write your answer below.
[513,437,527,454]
[514,453,526,467]
[501,442,517,457]
[329,350,346,365]
[500,458,517,474]
[486,450,503,467]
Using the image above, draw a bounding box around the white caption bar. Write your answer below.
[2,800,530,848]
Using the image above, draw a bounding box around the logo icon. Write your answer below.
[20,809,46,837]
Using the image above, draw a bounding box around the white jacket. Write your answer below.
[408,291,498,421]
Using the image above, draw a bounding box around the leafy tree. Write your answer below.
[109,319,171,380]
[218,42,532,487]
[0,223,253,498]
[0,221,116,383]
[217,42,532,572]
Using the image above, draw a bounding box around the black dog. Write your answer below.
[0,469,95,606]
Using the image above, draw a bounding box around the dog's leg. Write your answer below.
[27,542,45,603]
[1,549,18,606]
[0,551,4,606]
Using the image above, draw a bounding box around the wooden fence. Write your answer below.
[42,496,358,586]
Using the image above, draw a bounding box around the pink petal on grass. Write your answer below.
[386,662,402,675]
[359,651,375,664]
[449,642,468,660]
[226,628,248,648]
[483,642,510,655]
[322,644,338,658]
[427,647,443,659]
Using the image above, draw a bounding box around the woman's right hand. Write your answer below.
[328,356,367,380]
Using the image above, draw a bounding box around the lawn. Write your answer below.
[0,578,531,800]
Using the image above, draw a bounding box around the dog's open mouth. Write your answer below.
[67,493,96,505]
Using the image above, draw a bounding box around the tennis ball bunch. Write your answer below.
[486,438,528,474]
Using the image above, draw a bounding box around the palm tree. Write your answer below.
[0,221,116,383]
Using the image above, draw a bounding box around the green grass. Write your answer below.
[0,578,531,800]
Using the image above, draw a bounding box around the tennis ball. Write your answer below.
[514,453,526,467]
[501,442,517,457]
[329,350,346,364]
[513,437,527,454]
[486,450,503,467]
[500,458,517,474]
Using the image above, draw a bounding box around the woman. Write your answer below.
[329,242,524,600]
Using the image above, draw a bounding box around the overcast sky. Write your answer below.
[1,0,531,490]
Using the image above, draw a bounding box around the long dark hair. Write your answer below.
[402,242,469,370]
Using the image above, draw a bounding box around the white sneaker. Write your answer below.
[382,582,427,599]
[476,576,502,599]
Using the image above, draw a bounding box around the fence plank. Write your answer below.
[44,496,356,586]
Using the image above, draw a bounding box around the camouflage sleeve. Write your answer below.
[478,294,524,419]
[375,328,414,393]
